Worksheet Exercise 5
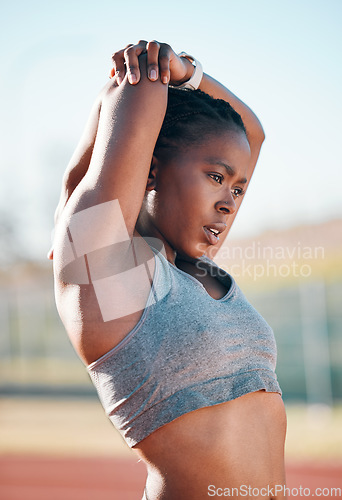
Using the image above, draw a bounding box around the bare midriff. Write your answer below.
[133,390,287,500]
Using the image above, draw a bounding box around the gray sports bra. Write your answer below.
[87,245,282,448]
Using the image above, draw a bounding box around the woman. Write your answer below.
[50,40,287,499]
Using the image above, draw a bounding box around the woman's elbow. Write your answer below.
[248,128,265,152]
[255,119,266,144]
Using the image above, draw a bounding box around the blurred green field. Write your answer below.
[0,397,341,463]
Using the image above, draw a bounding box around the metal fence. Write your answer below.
[248,278,342,403]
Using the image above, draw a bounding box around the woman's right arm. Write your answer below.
[53,53,168,279]
[47,89,103,260]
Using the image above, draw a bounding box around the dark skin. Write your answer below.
[48,41,265,260]
[52,41,287,499]
[136,130,251,265]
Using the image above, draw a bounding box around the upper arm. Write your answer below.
[61,54,167,227]
[81,56,168,232]
[54,54,167,316]
[53,55,167,276]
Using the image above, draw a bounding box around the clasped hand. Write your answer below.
[110,40,194,87]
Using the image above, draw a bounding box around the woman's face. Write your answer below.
[142,129,251,262]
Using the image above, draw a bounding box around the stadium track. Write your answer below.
[1,456,341,499]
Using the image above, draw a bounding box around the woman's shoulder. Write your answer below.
[55,232,161,365]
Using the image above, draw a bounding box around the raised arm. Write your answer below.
[49,40,191,259]
[52,44,204,362]
[53,52,168,282]
[113,42,265,258]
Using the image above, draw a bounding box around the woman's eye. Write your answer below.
[232,187,245,198]
[209,174,223,184]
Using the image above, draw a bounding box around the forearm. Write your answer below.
[179,56,265,144]
[199,73,265,143]
[60,55,167,232]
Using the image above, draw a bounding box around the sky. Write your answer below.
[0,0,341,261]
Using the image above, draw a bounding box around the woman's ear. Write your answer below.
[146,155,159,192]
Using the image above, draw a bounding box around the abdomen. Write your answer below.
[134,390,287,499]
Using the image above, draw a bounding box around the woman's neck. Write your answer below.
[136,210,177,264]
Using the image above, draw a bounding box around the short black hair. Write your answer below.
[154,87,247,156]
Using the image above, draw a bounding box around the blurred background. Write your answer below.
[1,0,341,498]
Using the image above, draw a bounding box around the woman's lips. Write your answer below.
[203,226,220,245]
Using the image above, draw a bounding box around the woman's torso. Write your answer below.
[61,236,287,499]
[136,390,287,499]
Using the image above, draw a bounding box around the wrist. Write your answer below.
[169,58,194,86]
[178,58,195,85]
[171,52,203,90]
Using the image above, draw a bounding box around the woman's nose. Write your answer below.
[215,193,237,215]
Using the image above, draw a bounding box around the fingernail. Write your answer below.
[162,76,168,84]
[150,69,157,80]
[117,76,123,85]
[130,74,137,84]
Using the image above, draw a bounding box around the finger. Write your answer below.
[158,43,171,84]
[123,41,148,84]
[112,41,148,85]
[112,48,127,84]
[123,46,140,84]
[108,71,122,89]
[146,40,160,81]
[137,39,148,52]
